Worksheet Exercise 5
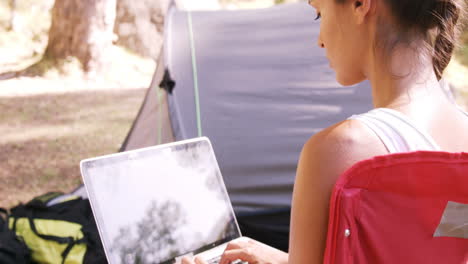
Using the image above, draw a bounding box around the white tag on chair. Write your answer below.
[434,201,468,239]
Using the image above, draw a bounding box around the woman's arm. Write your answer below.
[289,127,346,263]
[289,120,388,263]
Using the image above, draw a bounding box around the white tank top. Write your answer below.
[348,107,468,154]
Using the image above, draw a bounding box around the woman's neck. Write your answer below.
[366,44,447,111]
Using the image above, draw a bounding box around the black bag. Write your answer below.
[9,192,107,264]
[0,208,32,264]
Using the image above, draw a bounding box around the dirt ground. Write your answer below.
[0,88,146,208]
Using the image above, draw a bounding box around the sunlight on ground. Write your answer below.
[1,119,125,144]
[0,46,155,96]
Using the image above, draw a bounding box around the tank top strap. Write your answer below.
[456,104,468,117]
[348,108,441,154]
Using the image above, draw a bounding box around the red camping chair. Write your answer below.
[323,151,468,264]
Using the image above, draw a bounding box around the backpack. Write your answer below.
[8,192,107,264]
[0,208,32,264]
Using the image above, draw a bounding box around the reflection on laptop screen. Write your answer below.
[82,139,241,264]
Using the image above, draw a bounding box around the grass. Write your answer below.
[0,89,146,208]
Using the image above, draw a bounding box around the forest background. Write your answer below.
[0,0,467,208]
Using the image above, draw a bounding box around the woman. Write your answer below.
[184,0,467,263]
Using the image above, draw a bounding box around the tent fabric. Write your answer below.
[162,2,373,212]
[117,3,374,248]
[120,51,175,151]
[324,151,468,264]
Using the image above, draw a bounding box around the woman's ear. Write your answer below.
[353,0,373,24]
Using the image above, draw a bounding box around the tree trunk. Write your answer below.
[8,0,17,31]
[114,0,166,60]
[44,0,116,72]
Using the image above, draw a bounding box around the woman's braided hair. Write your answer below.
[427,0,465,79]
[338,0,466,80]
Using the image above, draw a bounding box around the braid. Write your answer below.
[333,0,466,79]
[431,0,463,80]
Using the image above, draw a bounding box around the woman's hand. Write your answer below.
[180,237,288,264]
[181,256,208,264]
[219,237,288,264]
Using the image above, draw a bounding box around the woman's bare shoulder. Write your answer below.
[289,119,390,263]
[299,119,388,184]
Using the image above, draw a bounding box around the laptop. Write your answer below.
[81,137,244,264]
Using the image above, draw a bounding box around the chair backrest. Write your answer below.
[323,151,468,264]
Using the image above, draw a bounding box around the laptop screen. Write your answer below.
[81,138,241,264]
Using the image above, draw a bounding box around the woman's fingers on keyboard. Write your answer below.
[220,248,255,264]
[194,256,209,264]
[225,237,254,251]
[221,237,287,264]
[181,256,208,264]
[181,257,194,264]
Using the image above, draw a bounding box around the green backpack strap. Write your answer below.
[60,236,86,264]
[26,217,74,244]
[10,195,87,264]
[25,214,86,264]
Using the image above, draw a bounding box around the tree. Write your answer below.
[8,0,17,31]
[44,0,117,72]
[114,0,166,60]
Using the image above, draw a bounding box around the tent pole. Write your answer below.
[187,12,203,137]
